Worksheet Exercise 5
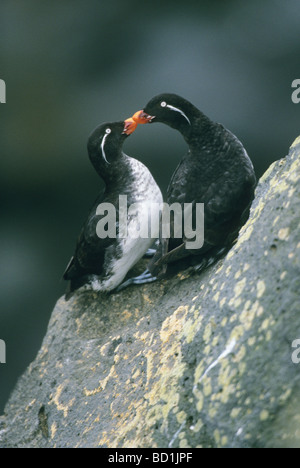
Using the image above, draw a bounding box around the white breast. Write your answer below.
[93,156,163,292]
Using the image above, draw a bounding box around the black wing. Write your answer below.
[63,189,121,280]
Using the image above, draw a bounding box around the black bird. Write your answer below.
[63,120,163,298]
[128,93,257,278]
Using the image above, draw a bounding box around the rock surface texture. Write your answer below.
[1,136,300,448]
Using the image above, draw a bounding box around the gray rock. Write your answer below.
[1,136,300,448]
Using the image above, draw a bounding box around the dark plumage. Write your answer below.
[133,93,257,276]
[63,121,162,298]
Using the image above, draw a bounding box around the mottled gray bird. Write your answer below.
[63,121,162,298]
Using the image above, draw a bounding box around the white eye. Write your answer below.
[105,128,111,134]
[161,101,167,107]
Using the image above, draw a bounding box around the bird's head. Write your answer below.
[127,94,195,133]
[87,121,131,167]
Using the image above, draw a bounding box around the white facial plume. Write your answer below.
[160,101,191,125]
[101,128,112,164]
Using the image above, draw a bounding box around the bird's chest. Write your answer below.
[125,160,162,205]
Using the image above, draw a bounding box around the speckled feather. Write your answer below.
[64,121,162,295]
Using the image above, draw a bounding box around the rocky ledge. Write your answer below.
[1,136,300,448]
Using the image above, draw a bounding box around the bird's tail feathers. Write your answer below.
[64,275,91,301]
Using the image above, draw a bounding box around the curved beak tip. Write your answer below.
[132,110,155,124]
[123,118,137,135]
[123,110,156,134]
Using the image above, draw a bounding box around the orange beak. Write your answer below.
[132,110,155,124]
[123,118,138,135]
[123,110,155,135]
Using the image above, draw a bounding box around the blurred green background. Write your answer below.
[0,0,299,412]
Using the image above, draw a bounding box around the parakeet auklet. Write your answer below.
[127,93,257,278]
[63,120,163,298]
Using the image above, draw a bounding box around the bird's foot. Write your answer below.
[116,269,157,292]
[192,247,227,273]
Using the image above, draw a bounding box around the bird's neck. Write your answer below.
[172,106,213,148]
[182,111,217,154]
[93,152,135,188]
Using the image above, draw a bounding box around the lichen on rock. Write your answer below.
[1,136,300,448]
